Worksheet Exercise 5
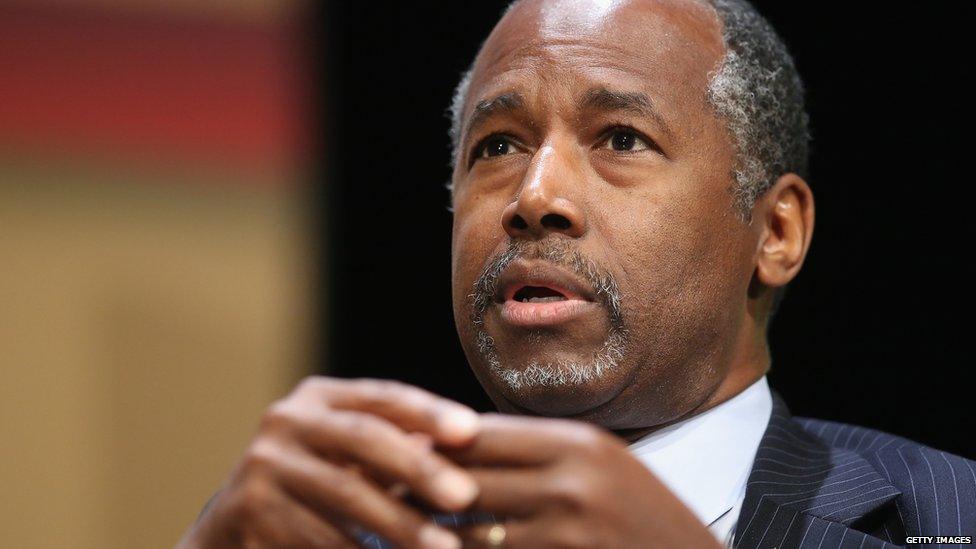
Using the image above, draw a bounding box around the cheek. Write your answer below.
[450,193,509,307]
[596,177,747,328]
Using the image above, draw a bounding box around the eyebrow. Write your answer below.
[579,87,673,140]
[464,92,527,143]
[461,87,673,148]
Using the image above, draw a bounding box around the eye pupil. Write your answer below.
[611,132,636,151]
[486,138,510,157]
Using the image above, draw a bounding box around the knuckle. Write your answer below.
[295,375,333,396]
[357,378,409,400]
[367,378,438,410]
[260,400,304,433]
[318,466,360,504]
[234,478,275,519]
[335,410,383,440]
[544,472,591,512]
[402,446,441,482]
[240,439,283,477]
[570,422,608,447]
[560,422,617,458]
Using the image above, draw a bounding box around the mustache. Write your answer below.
[470,238,624,330]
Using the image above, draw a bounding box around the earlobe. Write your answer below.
[754,173,815,289]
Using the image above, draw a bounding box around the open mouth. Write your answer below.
[492,262,600,328]
[512,285,570,303]
[499,285,597,327]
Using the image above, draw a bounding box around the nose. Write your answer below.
[501,145,587,240]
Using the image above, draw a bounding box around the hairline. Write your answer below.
[447,1,803,216]
[447,0,803,315]
[446,2,735,187]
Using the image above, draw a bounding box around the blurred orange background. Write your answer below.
[0,1,316,547]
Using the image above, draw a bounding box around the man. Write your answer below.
[179,0,975,547]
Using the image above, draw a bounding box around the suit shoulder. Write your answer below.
[794,416,971,463]
[794,416,914,455]
[795,416,976,534]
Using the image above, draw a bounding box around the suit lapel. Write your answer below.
[734,394,901,548]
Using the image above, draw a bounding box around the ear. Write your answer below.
[753,173,815,289]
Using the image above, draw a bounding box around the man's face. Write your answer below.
[451,0,763,429]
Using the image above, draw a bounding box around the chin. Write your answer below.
[477,334,632,417]
[494,375,628,417]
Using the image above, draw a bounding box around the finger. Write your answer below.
[256,485,360,549]
[407,431,435,449]
[459,517,597,549]
[466,468,551,517]
[369,431,433,487]
[457,521,534,549]
[292,408,479,511]
[269,442,462,549]
[445,414,609,466]
[307,377,480,446]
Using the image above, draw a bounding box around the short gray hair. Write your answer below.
[706,0,809,215]
[447,0,809,217]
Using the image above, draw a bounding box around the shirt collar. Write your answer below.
[627,376,773,527]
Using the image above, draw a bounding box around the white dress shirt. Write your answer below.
[628,377,773,546]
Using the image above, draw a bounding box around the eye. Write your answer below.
[599,128,653,152]
[472,135,518,163]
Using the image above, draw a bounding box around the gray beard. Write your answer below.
[476,328,627,391]
[469,238,629,391]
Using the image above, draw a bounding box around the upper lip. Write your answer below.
[494,259,597,304]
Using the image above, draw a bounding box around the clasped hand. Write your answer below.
[178,377,720,548]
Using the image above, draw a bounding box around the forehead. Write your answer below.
[465,0,725,124]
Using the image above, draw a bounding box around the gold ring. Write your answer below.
[486,524,507,547]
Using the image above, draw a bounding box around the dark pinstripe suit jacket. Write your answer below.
[733,394,975,548]
[358,394,975,548]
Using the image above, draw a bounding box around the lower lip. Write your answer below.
[499,299,598,328]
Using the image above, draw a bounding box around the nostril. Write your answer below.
[510,214,529,230]
[541,213,571,231]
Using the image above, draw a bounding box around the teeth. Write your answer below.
[523,296,567,303]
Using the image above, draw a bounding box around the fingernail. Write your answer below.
[419,525,461,549]
[439,408,479,442]
[431,469,479,508]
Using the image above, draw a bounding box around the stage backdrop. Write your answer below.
[0,1,316,547]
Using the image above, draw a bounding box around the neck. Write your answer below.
[614,321,771,444]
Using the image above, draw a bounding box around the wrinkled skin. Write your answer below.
[451,0,810,433]
[179,0,813,547]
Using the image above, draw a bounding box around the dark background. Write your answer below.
[320,1,974,458]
